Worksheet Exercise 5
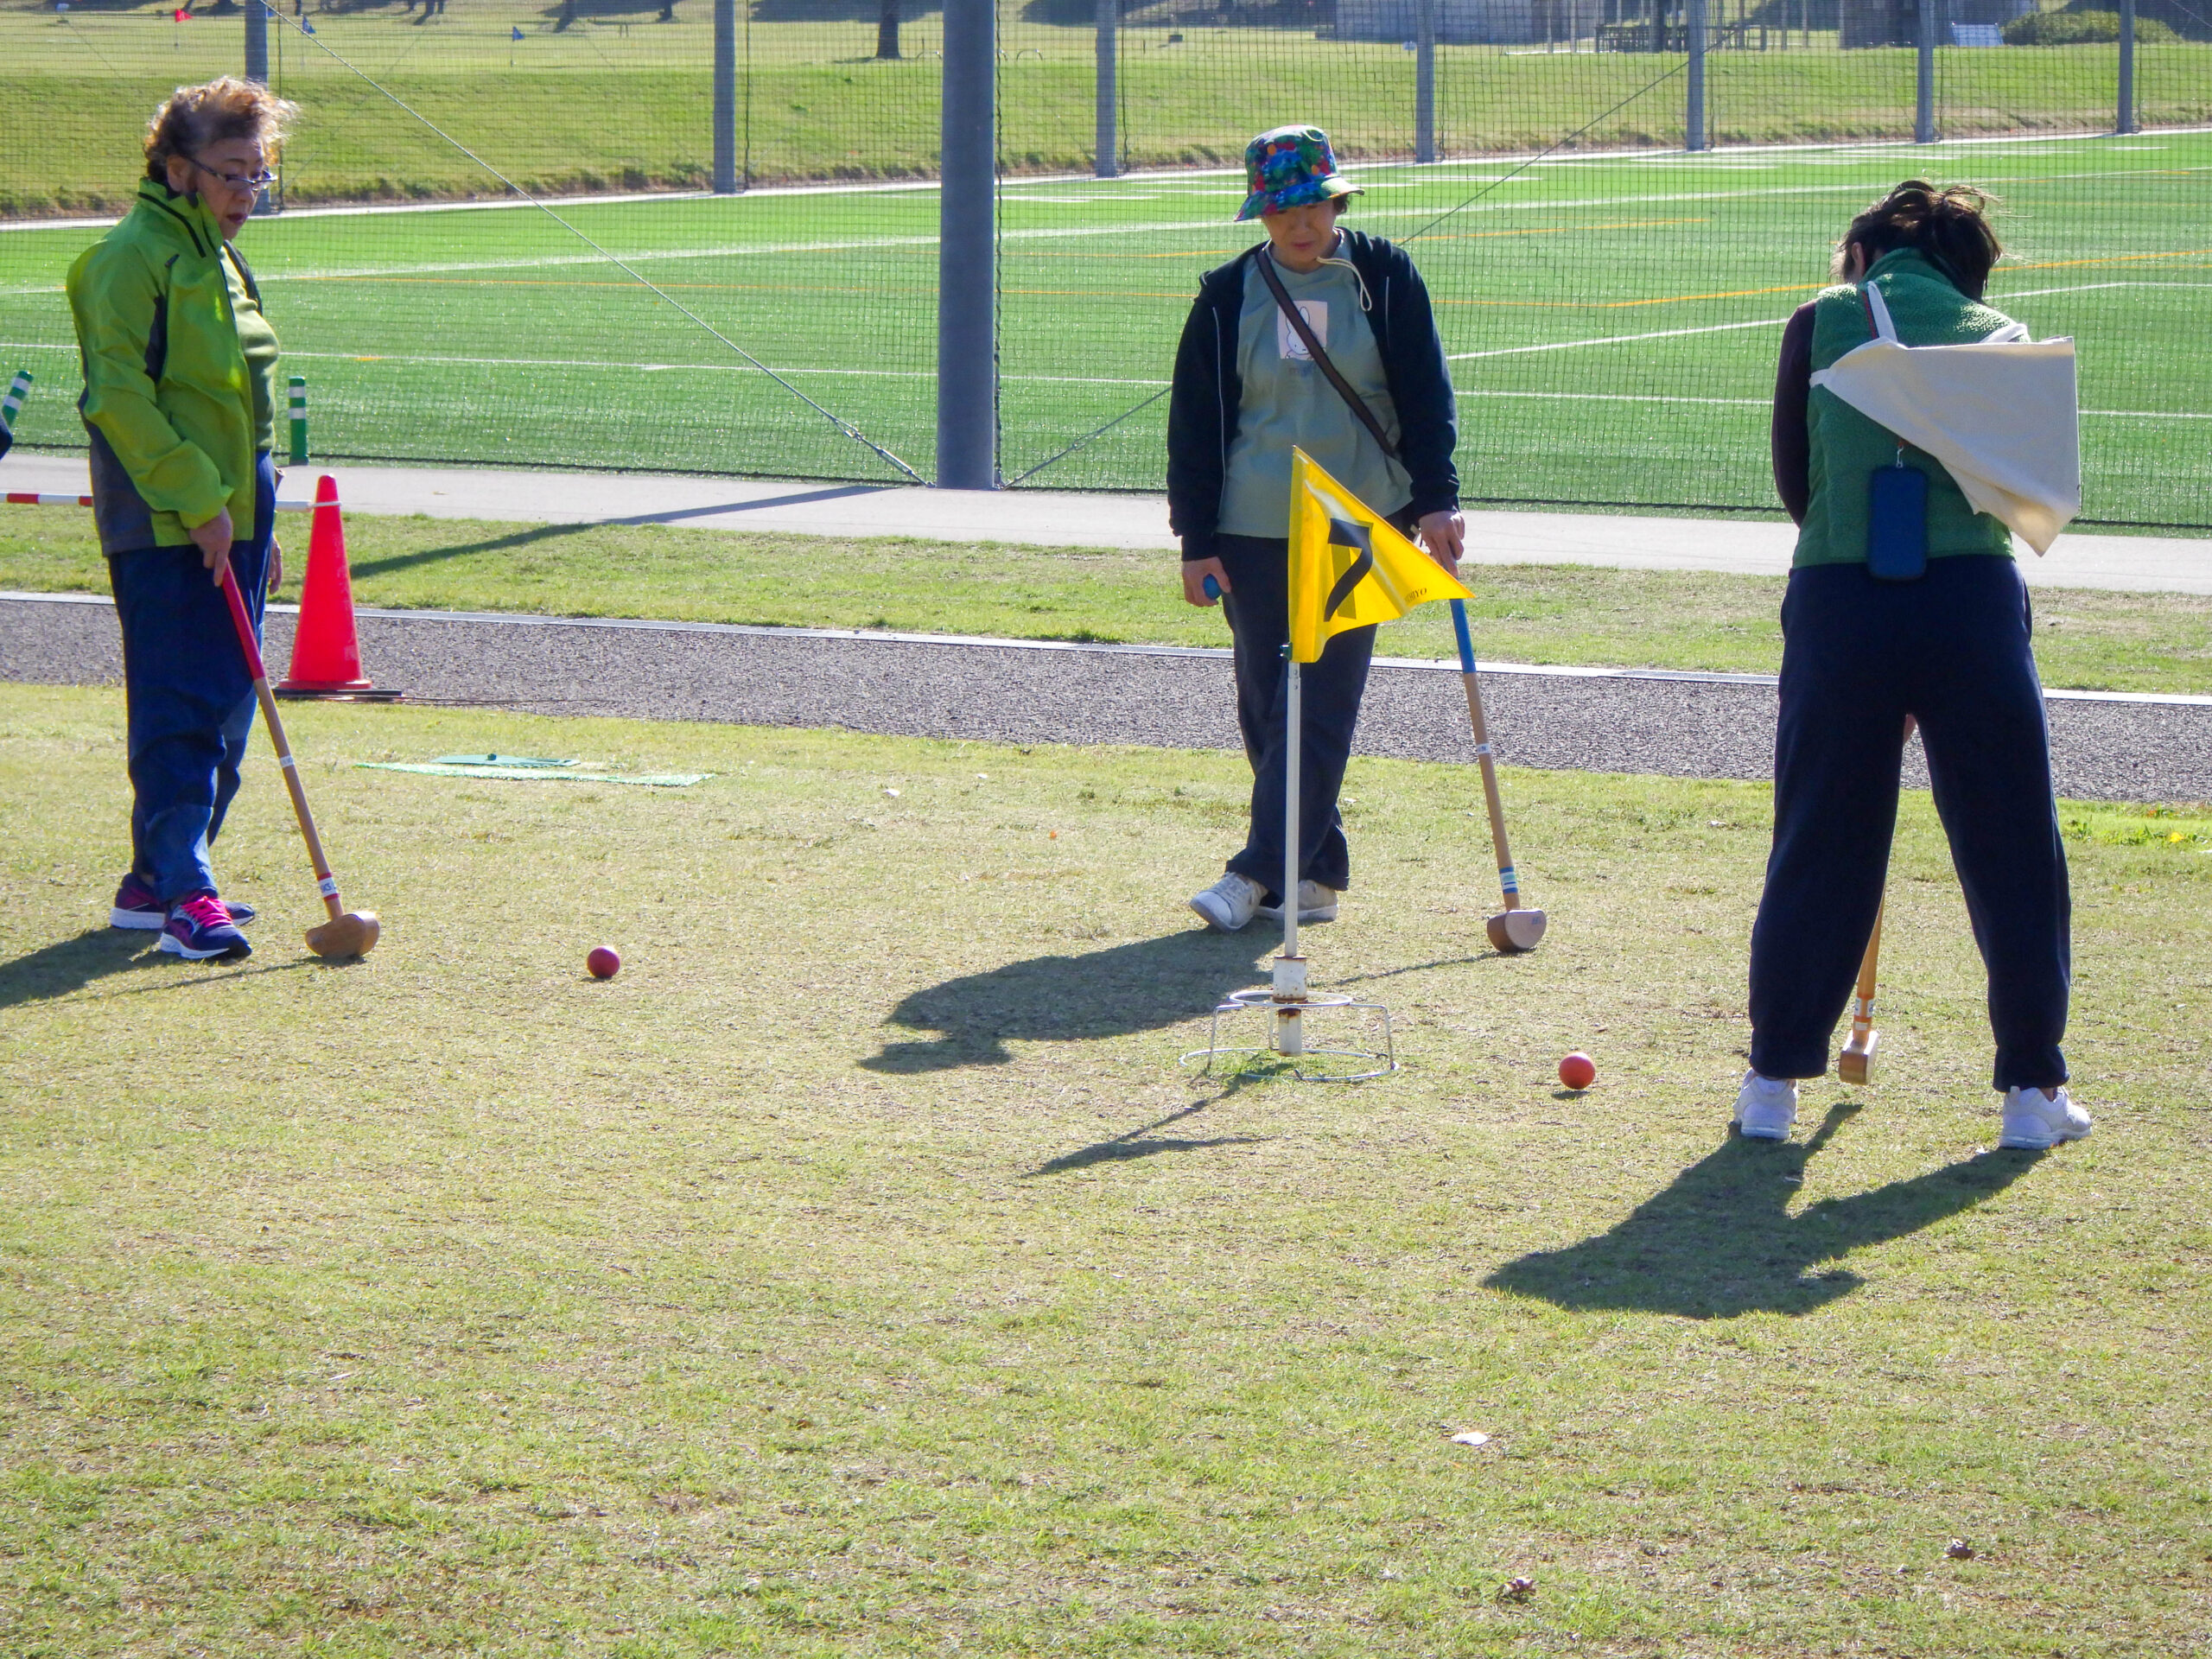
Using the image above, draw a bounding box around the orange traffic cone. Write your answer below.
[276,474,398,701]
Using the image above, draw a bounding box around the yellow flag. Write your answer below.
[1287,448,1472,664]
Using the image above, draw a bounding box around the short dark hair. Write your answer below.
[1838,180,2003,300]
[144,77,297,184]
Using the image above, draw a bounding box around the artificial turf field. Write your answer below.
[3,682,2211,1655]
[3,129,2209,519]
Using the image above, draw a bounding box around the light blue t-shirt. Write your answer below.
[1217,247,1412,538]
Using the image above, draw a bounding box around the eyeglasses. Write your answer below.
[188,156,278,194]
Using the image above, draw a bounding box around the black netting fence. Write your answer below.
[2,0,2206,524]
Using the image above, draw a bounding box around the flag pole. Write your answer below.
[1274,650,1306,1055]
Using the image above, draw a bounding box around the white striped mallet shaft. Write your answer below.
[1450,599,1547,953]
[214,552,379,959]
[0,368,31,433]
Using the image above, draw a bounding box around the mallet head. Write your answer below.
[1485,907,1548,954]
[1837,1031,1876,1086]
[306,910,380,959]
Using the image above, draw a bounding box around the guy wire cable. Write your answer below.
[251,0,925,484]
[1399,55,1691,246]
[1012,56,1692,488]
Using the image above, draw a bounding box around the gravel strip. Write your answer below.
[6,594,2208,803]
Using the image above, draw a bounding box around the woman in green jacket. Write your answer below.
[69,78,295,962]
[1737,181,2088,1153]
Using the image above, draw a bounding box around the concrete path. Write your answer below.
[9,593,2209,803]
[6,452,2209,594]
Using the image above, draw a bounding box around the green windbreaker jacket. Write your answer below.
[67,180,275,552]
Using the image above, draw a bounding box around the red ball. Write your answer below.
[1558,1052,1597,1090]
[586,946,621,980]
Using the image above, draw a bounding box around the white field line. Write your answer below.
[0,333,2197,416]
[10,121,2201,234]
[1448,317,1786,357]
[3,162,2202,295]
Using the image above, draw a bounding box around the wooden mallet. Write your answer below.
[1836,899,1883,1085]
[1450,599,1546,953]
[218,549,380,959]
[1837,715,1916,1085]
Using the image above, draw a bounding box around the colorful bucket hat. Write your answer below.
[1236,125,1363,223]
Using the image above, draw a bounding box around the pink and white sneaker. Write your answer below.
[112,873,254,931]
[159,893,252,961]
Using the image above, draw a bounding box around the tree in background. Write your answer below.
[877,0,900,55]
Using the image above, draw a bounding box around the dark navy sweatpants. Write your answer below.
[1748,555,2070,1090]
[106,452,276,906]
[1216,532,1377,899]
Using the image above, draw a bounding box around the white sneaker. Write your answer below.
[1732,1072,1799,1141]
[1999,1085,2093,1150]
[1257,880,1339,924]
[1189,871,1268,931]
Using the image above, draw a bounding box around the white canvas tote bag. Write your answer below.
[1810,283,2080,556]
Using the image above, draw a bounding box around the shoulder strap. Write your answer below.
[1253,249,1400,464]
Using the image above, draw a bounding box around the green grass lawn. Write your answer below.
[3,681,2210,1655]
[9,502,2211,691]
[2,124,2206,520]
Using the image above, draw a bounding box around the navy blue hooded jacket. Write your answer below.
[1166,229,1459,562]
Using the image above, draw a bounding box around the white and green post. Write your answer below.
[288,375,308,466]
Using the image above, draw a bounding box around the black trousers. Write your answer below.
[1215,533,1377,899]
[1748,556,2070,1090]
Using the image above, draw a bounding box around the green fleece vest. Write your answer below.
[1795,247,2016,569]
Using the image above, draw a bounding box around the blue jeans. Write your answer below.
[1215,532,1377,899]
[106,453,276,906]
[1748,556,2070,1090]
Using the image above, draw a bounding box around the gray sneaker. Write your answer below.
[1257,880,1339,925]
[1190,871,1268,931]
[1999,1085,2092,1150]
[1732,1071,1799,1141]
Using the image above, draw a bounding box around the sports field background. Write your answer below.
[4,132,2207,521]
[1,0,2208,523]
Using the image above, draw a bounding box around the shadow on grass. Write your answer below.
[348,522,599,582]
[346,486,893,583]
[863,929,1271,1072]
[0,930,344,1011]
[1485,1103,2045,1319]
[1027,1099,1272,1177]
[0,928,165,1010]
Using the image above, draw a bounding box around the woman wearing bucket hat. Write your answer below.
[1167,124,1464,932]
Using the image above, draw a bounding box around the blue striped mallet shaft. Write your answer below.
[1451,597,1547,953]
[287,375,308,466]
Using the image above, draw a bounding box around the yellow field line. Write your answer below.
[2007,249,2212,271]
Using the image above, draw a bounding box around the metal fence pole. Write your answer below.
[245,0,276,215]
[714,0,738,193]
[1415,0,1436,163]
[245,0,268,83]
[938,0,997,489]
[1915,0,1936,143]
[2117,0,2136,133]
[1686,0,1706,152]
[1095,0,1117,178]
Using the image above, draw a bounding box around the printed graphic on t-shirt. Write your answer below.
[1277,301,1327,363]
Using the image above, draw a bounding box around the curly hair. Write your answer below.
[143,77,298,185]
[1834,180,2003,299]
